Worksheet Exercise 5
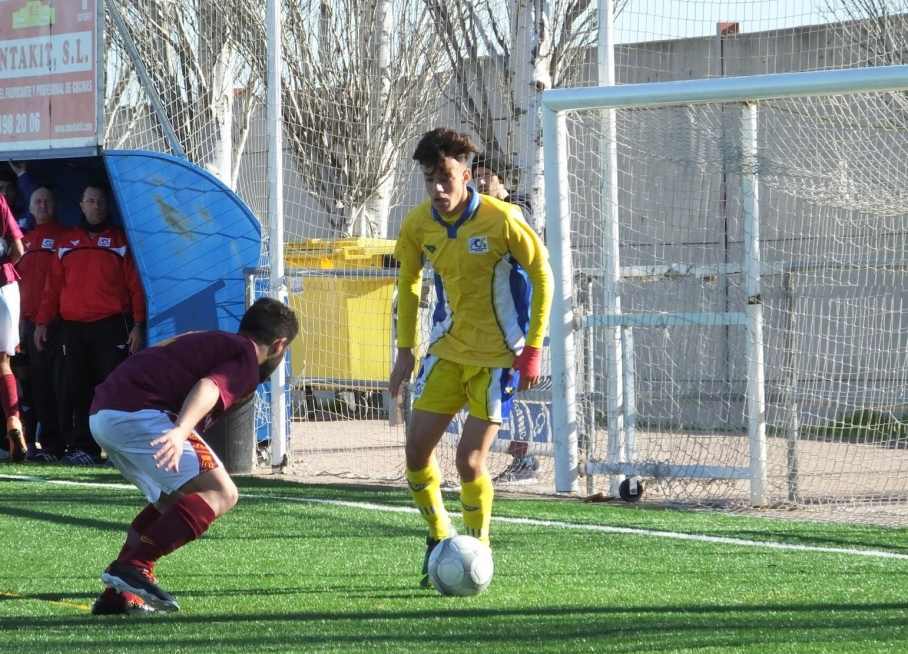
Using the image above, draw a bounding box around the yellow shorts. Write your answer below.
[411,354,516,423]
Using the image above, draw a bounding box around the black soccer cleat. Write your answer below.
[7,429,26,463]
[91,587,155,615]
[419,526,457,588]
[101,561,180,613]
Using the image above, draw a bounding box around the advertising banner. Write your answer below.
[0,0,100,155]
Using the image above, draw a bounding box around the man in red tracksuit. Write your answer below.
[34,181,146,465]
[16,185,72,461]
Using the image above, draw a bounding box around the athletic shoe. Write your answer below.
[420,526,457,589]
[60,450,104,466]
[26,451,61,463]
[7,429,26,463]
[91,588,155,615]
[102,562,180,613]
[493,456,540,485]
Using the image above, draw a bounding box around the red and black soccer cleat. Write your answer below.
[101,561,180,613]
[90,587,155,615]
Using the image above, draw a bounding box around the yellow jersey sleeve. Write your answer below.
[393,212,424,348]
[505,211,553,349]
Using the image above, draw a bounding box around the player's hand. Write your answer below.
[127,324,144,354]
[33,324,47,351]
[511,345,542,391]
[151,425,192,472]
[389,348,415,397]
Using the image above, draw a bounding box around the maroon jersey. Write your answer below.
[90,331,260,434]
[0,195,23,286]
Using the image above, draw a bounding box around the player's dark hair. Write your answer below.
[82,181,110,200]
[239,297,299,345]
[412,128,480,169]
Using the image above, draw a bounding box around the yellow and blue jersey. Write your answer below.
[394,188,553,369]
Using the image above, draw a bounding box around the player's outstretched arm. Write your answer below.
[152,377,221,472]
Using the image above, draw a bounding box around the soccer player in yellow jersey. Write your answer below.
[389,127,553,588]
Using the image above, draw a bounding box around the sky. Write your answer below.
[616,0,852,43]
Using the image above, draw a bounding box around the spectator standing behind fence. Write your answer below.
[17,186,71,462]
[0,194,26,462]
[33,182,146,466]
[471,153,542,485]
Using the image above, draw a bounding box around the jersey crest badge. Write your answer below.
[41,238,54,249]
[98,237,111,247]
[468,236,489,254]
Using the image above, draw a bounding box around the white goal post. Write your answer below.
[543,65,908,507]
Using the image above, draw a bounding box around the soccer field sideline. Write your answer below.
[3,473,908,562]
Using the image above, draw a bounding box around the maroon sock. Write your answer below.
[1,374,19,421]
[119,494,216,571]
[117,504,162,562]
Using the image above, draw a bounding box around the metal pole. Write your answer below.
[598,0,625,497]
[741,102,768,506]
[266,0,287,472]
[106,0,185,159]
[782,272,800,502]
[544,106,579,493]
[543,65,908,113]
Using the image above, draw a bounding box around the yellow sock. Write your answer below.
[407,462,451,540]
[460,473,493,546]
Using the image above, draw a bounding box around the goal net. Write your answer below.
[545,66,908,524]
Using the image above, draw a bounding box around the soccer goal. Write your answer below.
[544,65,908,520]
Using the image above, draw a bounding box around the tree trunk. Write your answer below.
[510,0,552,234]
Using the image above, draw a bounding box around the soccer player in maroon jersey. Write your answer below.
[0,193,25,462]
[88,297,299,614]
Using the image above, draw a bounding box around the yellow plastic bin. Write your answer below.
[285,238,398,386]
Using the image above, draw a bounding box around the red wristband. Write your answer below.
[512,345,541,379]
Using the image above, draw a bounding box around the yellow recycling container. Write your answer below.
[285,238,398,386]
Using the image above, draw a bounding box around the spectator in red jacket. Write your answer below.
[33,181,146,465]
[0,194,24,461]
[16,185,71,461]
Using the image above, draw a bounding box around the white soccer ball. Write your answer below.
[428,535,494,596]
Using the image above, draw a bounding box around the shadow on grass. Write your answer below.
[0,504,126,533]
[2,600,908,652]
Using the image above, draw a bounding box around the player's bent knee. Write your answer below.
[455,449,485,479]
[404,440,433,469]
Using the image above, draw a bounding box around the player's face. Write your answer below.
[473,166,503,196]
[30,188,55,224]
[423,158,471,217]
[0,181,16,206]
[80,187,109,225]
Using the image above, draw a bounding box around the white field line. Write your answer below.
[4,474,908,561]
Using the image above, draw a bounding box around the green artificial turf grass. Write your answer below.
[1,466,908,653]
